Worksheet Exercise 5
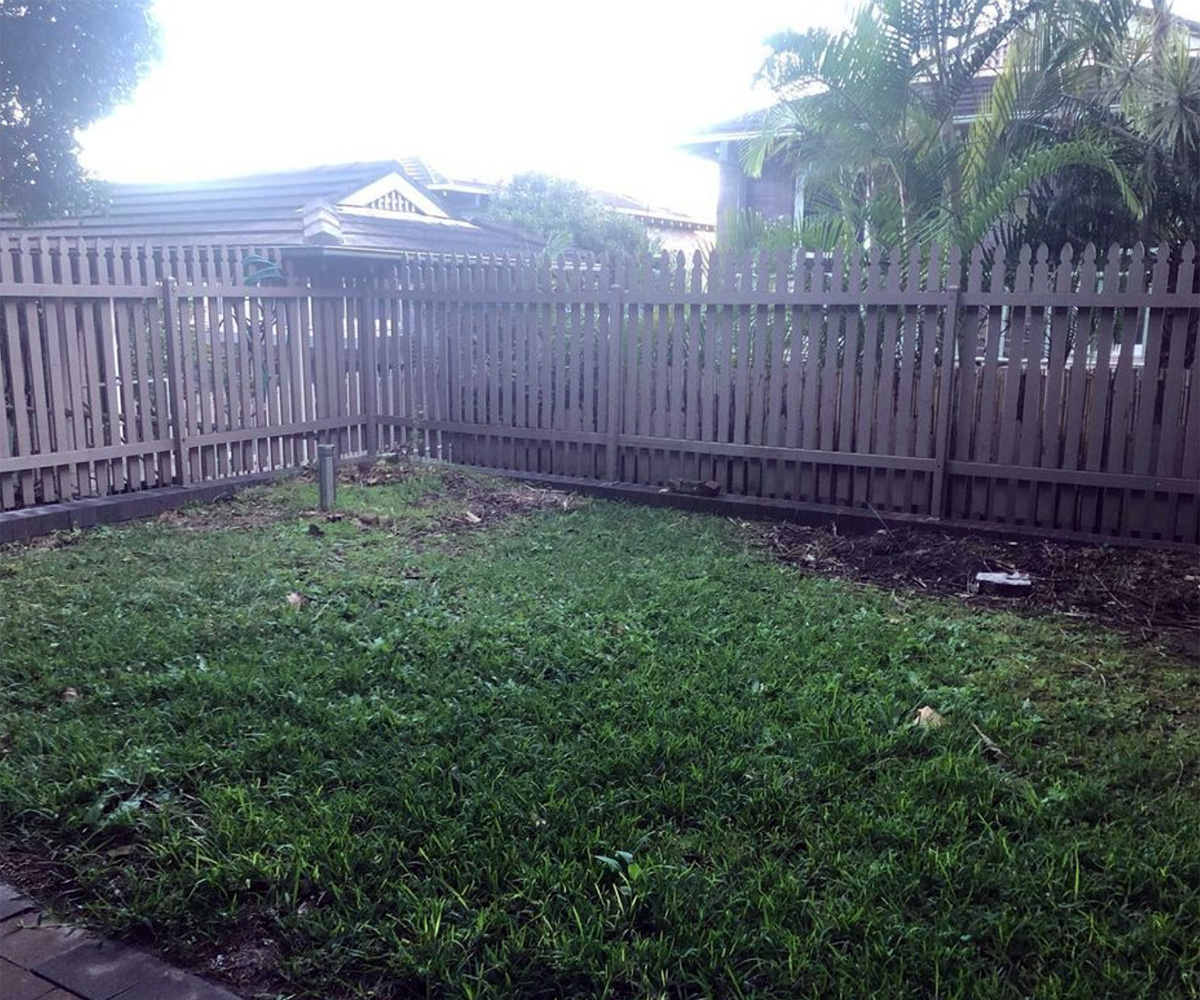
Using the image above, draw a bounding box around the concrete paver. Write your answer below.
[0,883,241,1000]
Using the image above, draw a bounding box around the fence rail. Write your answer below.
[2,235,1197,546]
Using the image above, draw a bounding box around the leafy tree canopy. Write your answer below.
[739,0,1197,254]
[482,173,654,258]
[1,1,159,221]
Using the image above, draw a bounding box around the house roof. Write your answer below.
[0,160,537,254]
[336,212,544,254]
[680,109,773,158]
[596,191,715,230]
[682,76,1006,160]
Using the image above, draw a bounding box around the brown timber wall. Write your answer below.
[3,236,1197,547]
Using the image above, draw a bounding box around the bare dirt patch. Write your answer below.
[748,522,1200,659]
[153,492,292,531]
[420,472,585,531]
[303,465,585,542]
[334,458,434,488]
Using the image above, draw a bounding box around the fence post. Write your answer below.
[930,284,961,519]
[360,286,379,458]
[160,277,190,486]
[318,442,336,511]
[604,278,624,482]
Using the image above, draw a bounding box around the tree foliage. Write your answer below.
[481,173,654,258]
[1,1,159,221]
[740,0,1197,254]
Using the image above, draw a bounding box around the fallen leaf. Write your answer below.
[286,592,308,608]
[61,687,79,702]
[913,705,946,729]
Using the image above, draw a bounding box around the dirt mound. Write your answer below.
[334,458,429,487]
[422,473,584,530]
[751,523,1199,658]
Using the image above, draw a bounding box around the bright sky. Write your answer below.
[78,0,1200,222]
[77,0,854,222]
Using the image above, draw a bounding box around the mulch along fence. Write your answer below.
[1,236,1197,546]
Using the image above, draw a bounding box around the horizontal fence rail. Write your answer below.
[2,234,1197,546]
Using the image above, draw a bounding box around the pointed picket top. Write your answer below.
[1014,244,1033,293]
[1150,242,1171,292]
[867,243,884,292]
[922,242,937,292]
[1055,243,1073,293]
[944,243,963,290]
[1177,242,1196,296]
[754,248,770,296]
[847,244,864,295]
[903,243,921,293]
[773,245,791,299]
[1077,242,1099,297]
[1128,242,1147,293]
[830,246,845,294]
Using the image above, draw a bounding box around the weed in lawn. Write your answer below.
[1,475,1198,999]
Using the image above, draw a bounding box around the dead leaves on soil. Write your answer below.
[752,523,1199,656]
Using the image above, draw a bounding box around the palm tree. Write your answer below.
[1096,0,1200,243]
[743,0,1142,254]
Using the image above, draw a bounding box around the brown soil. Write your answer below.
[334,458,427,487]
[419,472,585,530]
[153,494,291,531]
[747,522,1200,659]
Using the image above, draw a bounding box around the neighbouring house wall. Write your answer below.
[716,147,796,243]
[746,158,797,222]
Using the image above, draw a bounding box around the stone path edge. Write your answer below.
[0,881,243,1000]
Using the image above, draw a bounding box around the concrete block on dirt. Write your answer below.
[974,571,1033,596]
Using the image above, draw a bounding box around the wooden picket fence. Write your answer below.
[379,242,1198,545]
[0,236,370,512]
[2,235,1197,546]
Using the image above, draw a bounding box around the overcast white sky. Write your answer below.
[78,0,1200,222]
[77,0,852,221]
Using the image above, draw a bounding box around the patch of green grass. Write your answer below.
[1,476,1198,999]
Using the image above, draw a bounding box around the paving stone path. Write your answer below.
[0,883,240,1000]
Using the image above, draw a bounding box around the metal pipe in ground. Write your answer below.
[317,444,336,511]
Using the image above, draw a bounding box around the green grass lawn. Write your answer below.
[1,471,1198,1000]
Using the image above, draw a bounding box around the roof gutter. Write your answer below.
[282,244,539,268]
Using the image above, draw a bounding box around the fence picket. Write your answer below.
[1159,243,1196,540]
[1105,243,1147,535]
[913,243,942,513]
[1131,249,1173,536]
[1053,243,1095,530]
